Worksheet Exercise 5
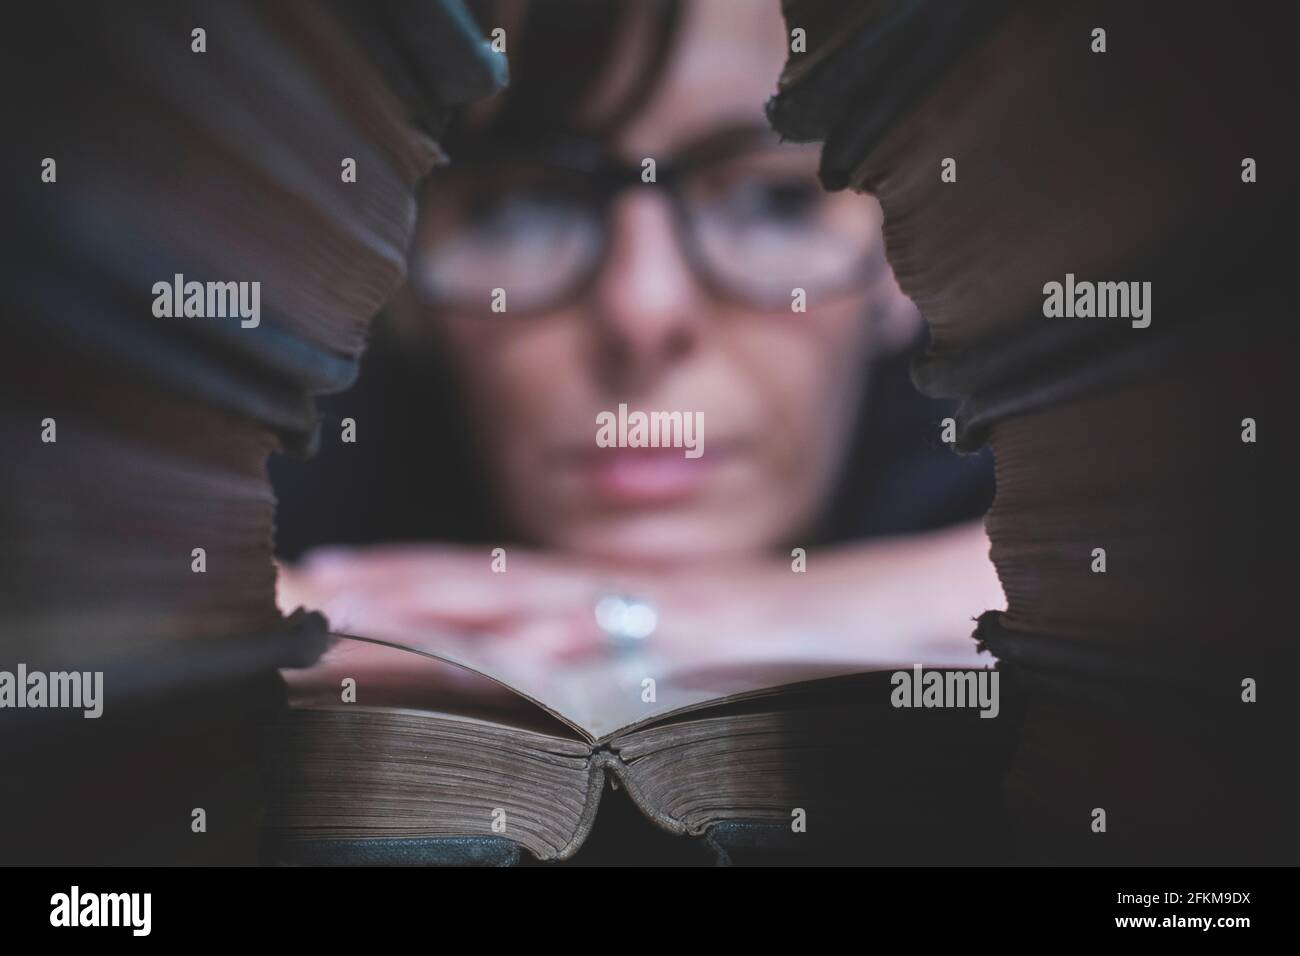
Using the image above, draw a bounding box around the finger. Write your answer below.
[296,554,599,624]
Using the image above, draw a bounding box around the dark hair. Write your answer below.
[270,0,993,560]
[450,0,683,150]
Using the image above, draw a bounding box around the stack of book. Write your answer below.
[767,0,1293,862]
[0,0,504,864]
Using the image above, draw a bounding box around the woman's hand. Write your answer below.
[276,522,1003,675]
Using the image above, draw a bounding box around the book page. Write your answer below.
[281,636,586,741]
[302,623,981,742]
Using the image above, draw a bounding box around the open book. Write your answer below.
[263,627,1010,863]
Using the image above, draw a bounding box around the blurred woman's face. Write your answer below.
[412,0,916,564]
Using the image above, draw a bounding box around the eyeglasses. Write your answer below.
[408,127,886,315]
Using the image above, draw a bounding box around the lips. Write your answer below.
[571,446,722,505]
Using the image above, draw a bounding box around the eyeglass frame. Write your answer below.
[409,124,888,317]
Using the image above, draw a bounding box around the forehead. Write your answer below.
[613,0,789,159]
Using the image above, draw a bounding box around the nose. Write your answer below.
[588,189,705,389]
